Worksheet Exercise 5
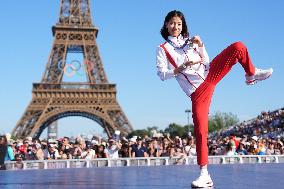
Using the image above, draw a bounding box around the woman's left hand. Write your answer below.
[191,35,203,47]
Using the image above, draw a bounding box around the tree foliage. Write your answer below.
[128,111,239,138]
[208,111,239,133]
[128,126,160,138]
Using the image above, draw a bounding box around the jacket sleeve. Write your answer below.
[156,46,175,81]
[198,44,210,66]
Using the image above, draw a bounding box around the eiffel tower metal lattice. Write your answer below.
[12,0,133,139]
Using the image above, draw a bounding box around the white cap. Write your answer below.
[49,144,57,148]
[91,140,99,145]
[16,142,23,147]
[130,138,136,143]
[115,130,121,135]
[251,136,258,141]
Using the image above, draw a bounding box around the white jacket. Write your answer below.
[156,35,210,97]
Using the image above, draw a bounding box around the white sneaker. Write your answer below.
[245,68,273,85]
[191,172,214,188]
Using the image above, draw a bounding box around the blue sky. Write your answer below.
[0,1,283,137]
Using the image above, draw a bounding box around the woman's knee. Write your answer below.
[231,41,246,51]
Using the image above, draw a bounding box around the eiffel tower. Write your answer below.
[12,0,133,139]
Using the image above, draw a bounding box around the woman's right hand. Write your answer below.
[184,61,194,66]
[174,61,194,75]
[185,60,203,66]
[174,64,185,75]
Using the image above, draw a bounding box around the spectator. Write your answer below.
[209,143,219,156]
[47,144,60,160]
[170,145,186,165]
[274,141,283,155]
[236,143,248,155]
[16,142,26,160]
[60,137,72,159]
[128,137,137,158]
[81,144,96,160]
[257,141,266,155]
[120,143,130,158]
[230,135,240,149]
[25,144,37,160]
[152,138,161,156]
[160,138,171,157]
[174,136,182,148]
[247,136,259,155]
[35,143,44,160]
[131,137,148,157]
[226,140,237,156]
[41,141,49,160]
[184,137,197,156]
[266,142,276,155]
[73,139,86,159]
[104,139,121,159]
[0,135,7,170]
[96,144,106,158]
[4,136,14,161]
[147,140,159,157]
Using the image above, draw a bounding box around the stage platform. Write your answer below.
[0,164,283,189]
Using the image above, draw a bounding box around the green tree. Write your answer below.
[184,124,194,136]
[146,126,159,135]
[164,123,189,138]
[128,129,149,138]
[208,111,239,133]
[128,111,237,138]
[128,126,160,138]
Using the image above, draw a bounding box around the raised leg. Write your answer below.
[192,41,256,166]
[206,41,255,85]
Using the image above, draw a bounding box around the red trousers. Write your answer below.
[191,41,255,166]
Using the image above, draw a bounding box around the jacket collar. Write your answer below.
[167,35,184,44]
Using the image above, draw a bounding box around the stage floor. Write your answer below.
[0,164,283,189]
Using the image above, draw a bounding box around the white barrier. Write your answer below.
[4,155,284,171]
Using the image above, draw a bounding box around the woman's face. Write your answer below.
[166,16,182,37]
[99,146,104,151]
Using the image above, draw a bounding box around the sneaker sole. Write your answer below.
[246,71,273,85]
[246,79,256,85]
[191,182,214,188]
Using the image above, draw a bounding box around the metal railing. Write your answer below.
[4,155,284,171]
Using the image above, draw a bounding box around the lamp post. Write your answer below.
[185,109,191,126]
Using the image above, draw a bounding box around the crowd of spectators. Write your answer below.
[208,108,284,156]
[0,132,195,163]
[0,108,283,166]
